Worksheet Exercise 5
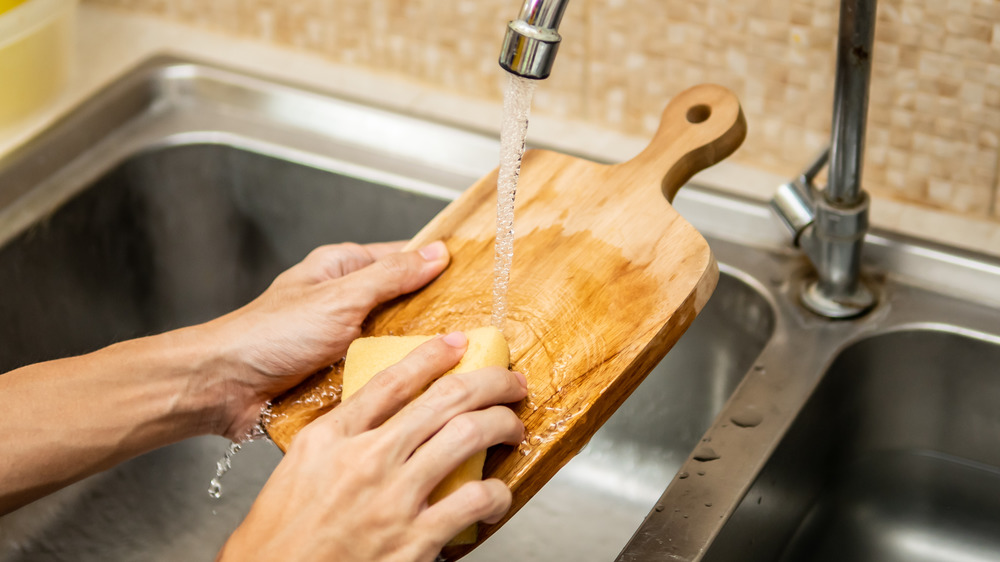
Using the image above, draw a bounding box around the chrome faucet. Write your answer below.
[499,0,571,80]
[771,0,878,318]
[499,0,878,318]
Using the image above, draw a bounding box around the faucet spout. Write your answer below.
[499,0,571,80]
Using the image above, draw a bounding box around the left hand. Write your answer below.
[200,240,450,439]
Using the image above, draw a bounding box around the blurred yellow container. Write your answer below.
[0,0,76,126]
[0,1,31,15]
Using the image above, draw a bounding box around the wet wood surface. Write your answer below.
[265,83,746,559]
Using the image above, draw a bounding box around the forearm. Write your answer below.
[0,325,233,514]
[0,241,449,518]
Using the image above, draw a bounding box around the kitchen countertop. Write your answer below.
[2,4,999,258]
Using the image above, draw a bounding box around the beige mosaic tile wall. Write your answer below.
[85,0,1000,220]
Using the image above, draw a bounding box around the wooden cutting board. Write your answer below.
[264,83,746,559]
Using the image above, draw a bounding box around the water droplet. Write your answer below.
[730,407,764,428]
[704,503,713,508]
[693,446,720,462]
[208,479,222,499]
[678,471,689,479]
[655,504,665,512]
[207,441,243,499]
[697,471,706,476]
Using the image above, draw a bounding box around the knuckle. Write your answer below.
[494,481,513,509]
[335,242,365,254]
[295,419,329,445]
[291,420,340,456]
[376,252,412,279]
[444,414,481,444]
[429,375,472,405]
[408,401,443,429]
[305,244,342,266]
[350,459,382,486]
[368,367,412,398]
[349,434,392,481]
[506,370,526,393]
[464,482,506,516]
[484,366,516,390]
[290,426,320,453]
[497,407,525,437]
[410,340,461,374]
[494,368,522,395]
[312,243,362,275]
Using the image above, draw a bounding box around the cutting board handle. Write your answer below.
[620,83,747,203]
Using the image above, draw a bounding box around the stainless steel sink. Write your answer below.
[2,57,999,562]
[702,328,1000,562]
[0,57,773,561]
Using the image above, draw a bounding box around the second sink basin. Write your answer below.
[704,329,1000,562]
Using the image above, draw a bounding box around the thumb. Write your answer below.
[339,241,450,309]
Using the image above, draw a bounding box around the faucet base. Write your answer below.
[801,277,876,319]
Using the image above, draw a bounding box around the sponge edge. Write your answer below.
[341,326,511,545]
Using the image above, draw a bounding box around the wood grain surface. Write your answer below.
[264,83,746,559]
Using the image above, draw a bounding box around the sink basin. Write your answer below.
[0,59,773,561]
[0,144,447,373]
[704,329,1000,562]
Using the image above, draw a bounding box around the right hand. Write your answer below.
[219,332,528,562]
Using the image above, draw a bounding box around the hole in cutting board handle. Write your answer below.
[686,104,711,124]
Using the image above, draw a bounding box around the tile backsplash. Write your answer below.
[85,0,1000,221]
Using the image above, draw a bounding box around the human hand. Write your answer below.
[201,241,450,439]
[218,333,528,562]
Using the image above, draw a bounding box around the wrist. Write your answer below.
[113,324,257,441]
[184,318,270,440]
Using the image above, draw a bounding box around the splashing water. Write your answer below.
[492,72,537,331]
[207,405,272,499]
[208,441,242,499]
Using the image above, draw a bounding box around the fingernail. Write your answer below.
[513,371,528,389]
[442,331,467,348]
[418,241,448,262]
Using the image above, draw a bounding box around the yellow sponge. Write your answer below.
[342,326,510,545]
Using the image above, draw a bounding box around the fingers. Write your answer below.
[274,243,371,285]
[417,479,514,543]
[335,333,468,434]
[402,406,524,501]
[337,241,450,310]
[359,241,408,261]
[273,240,423,285]
[312,241,411,280]
[380,366,528,455]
